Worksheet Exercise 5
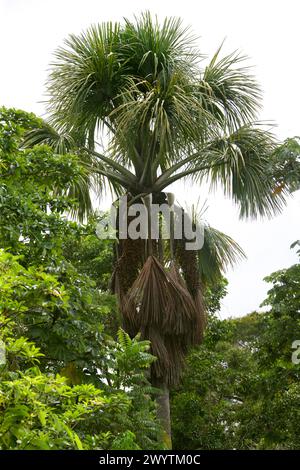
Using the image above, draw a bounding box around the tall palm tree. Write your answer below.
[25,12,287,445]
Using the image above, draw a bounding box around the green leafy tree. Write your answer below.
[0,244,162,450]
[171,245,300,449]
[267,137,300,194]
[0,108,163,450]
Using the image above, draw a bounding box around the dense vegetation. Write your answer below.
[171,253,300,449]
[0,108,162,450]
[0,107,299,450]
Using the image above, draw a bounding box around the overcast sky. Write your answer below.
[0,0,299,318]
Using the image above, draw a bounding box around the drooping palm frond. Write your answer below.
[112,238,145,298]
[206,125,288,218]
[22,120,95,221]
[23,120,133,219]
[174,202,245,286]
[172,243,206,343]
[155,125,287,219]
[199,225,246,285]
[23,121,76,154]
[125,256,196,333]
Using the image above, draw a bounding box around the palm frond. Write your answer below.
[174,204,245,285]
[199,225,246,284]
[110,72,215,179]
[23,120,76,153]
[201,46,261,130]
[47,21,124,137]
[159,125,288,219]
[121,11,201,80]
[267,136,300,193]
[206,125,287,218]
[124,255,201,385]
[22,120,124,220]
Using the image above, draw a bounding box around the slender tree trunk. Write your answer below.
[152,377,172,449]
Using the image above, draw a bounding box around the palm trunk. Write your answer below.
[152,377,172,449]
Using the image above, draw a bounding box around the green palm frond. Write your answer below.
[199,225,246,284]
[267,136,300,193]
[156,125,287,219]
[175,202,246,285]
[110,73,214,177]
[67,172,93,222]
[23,121,76,153]
[201,46,261,130]
[206,125,287,218]
[47,21,123,137]
[121,11,201,80]
[23,121,125,220]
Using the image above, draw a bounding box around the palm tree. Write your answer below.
[25,12,287,445]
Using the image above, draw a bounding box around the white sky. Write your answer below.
[0,0,299,318]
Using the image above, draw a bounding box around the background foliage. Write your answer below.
[171,248,300,449]
[0,108,163,450]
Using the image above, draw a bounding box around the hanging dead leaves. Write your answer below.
[113,253,205,386]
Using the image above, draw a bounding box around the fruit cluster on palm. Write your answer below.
[25,12,288,442]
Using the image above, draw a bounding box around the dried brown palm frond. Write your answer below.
[168,260,204,342]
[116,237,145,294]
[168,260,186,288]
[146,327,171,379]
[164,335,187,385]
[145,328,187,386]
[112,232,143,295]
[110,266,134,335]
[111,200,146,297]
[174,238,206,343]
[175,238,200,297]
[193,288,206,343]
[150,331,188,386]
[124,255,173,328]
[110,235,145,338]
[124,255,197,333]
[123,255,203,385]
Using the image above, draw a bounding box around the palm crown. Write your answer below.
[26,12,286,219]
